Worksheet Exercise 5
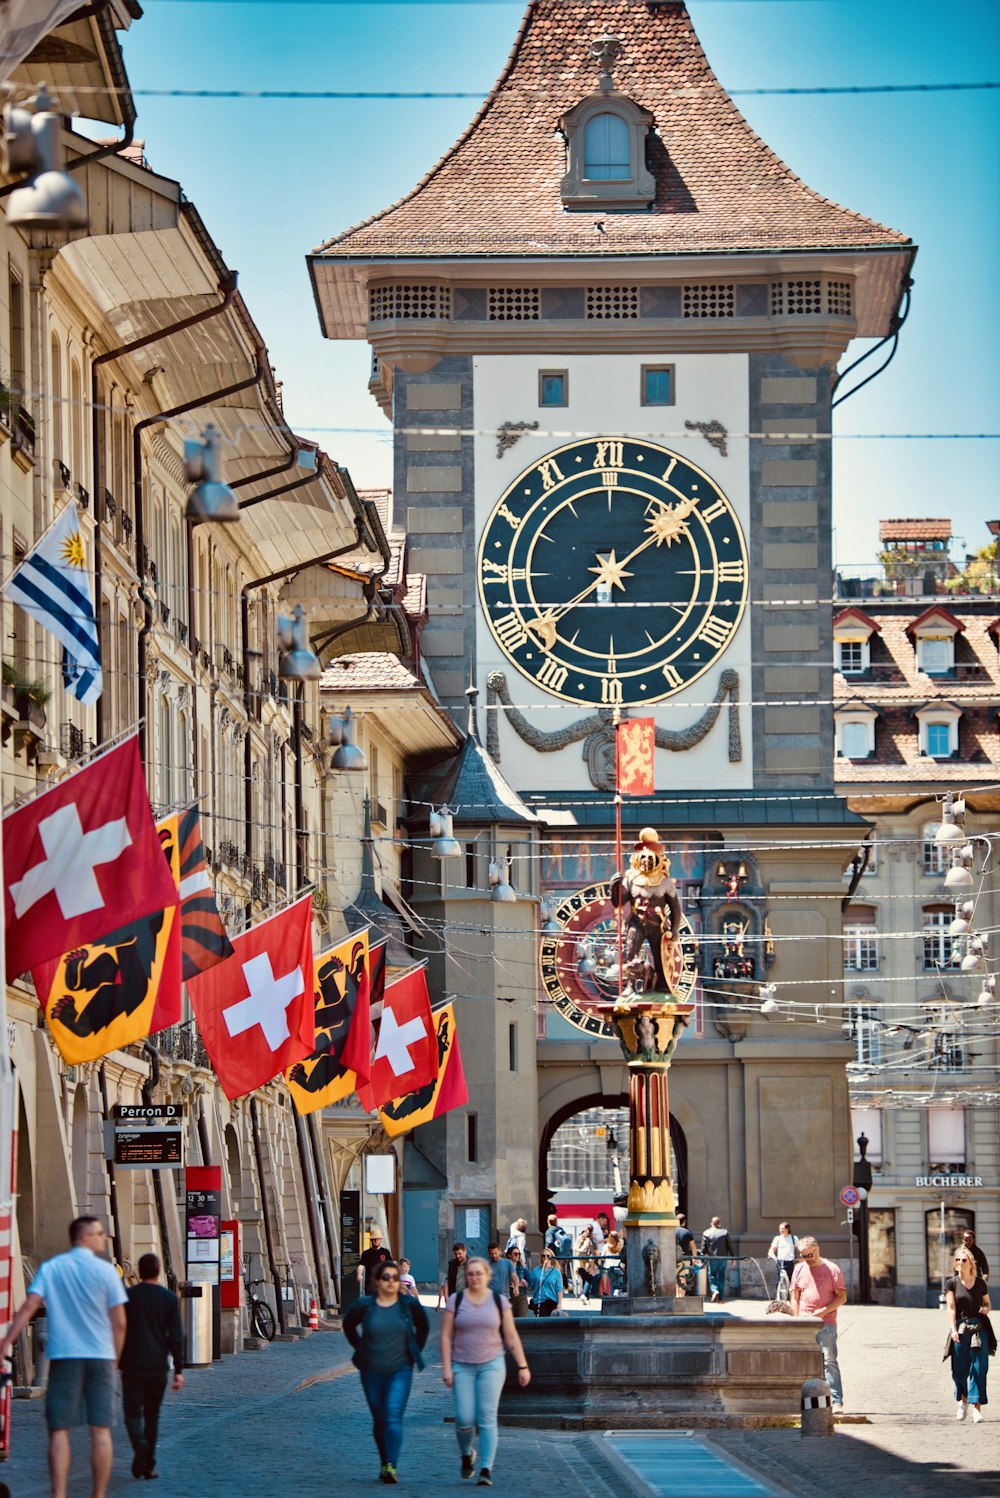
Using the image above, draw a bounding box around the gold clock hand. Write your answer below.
[525,498,699,648]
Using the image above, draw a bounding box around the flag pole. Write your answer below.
[613,706,623,1004]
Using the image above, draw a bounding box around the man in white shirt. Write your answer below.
[1,1217,128,1498]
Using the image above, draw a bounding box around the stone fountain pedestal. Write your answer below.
[500,1310,824,1428]
[501,997,822,1428]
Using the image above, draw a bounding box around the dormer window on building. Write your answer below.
[915,701,961,759]
[907,605,964,676]
[833,607,880,675]
[560,36,655,210]
[835,701,877,759]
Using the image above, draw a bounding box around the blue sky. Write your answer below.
[117,0,1000,571]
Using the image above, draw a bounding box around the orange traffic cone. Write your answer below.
[308,1297,319,1330]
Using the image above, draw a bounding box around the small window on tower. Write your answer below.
[641,364,675,407]
[583,112,631,181]
[538,370,568,408]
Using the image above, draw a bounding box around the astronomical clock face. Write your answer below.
[478,438,748,708]
[538,881,699,1039]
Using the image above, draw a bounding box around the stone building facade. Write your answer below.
[835,535,999,1304]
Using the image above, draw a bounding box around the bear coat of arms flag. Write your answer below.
[3,736,179,979]
[356,963,437,1112]
[32,811,186,1065]
[378,1004,469,1139]
[286,929,376,1116]
[188,895,314,1101]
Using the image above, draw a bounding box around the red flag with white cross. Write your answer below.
[356,964,437,1111]
[3,736,179,979]
[187,895,314,1100]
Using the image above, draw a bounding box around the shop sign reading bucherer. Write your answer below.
[914,1174,986,1188]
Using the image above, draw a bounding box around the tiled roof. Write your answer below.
[402,572,427,619]
[834,608,1000,784]
[833,607,881,634]
[905,605,965,638]
[409,700,539,827]
[879,518,952,541]
[338,489,405,587]
[315,0,909,260]
[319,653,421,693]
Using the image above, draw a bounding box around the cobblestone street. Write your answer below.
[0,1304,997,1497]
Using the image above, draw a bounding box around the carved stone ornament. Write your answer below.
[591,32,624,90]
[684,419,728,457]
[496,419,539,459]
[486,668,741,789]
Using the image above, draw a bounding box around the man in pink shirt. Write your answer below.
[791,1234,847,1411]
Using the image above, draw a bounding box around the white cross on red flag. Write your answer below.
[188,895,314,1100]
[356,964,437,1111]
[3,737,179,979]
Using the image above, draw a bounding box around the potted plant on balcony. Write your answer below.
[2,662,51,727]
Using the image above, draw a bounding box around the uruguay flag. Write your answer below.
[2,505,102,704]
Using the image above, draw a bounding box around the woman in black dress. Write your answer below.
[944,1246,991,1422]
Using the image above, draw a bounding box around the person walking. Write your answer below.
[962,1229,990,1283]
[486,1243,518,1301]
[528,1251,563,1316]
[505,1219,529,1268]
[791,1234,847,1412]
[440,1255,530,1487]
[944,1246,992,1422]
[0,1216,127,1498]
[701,1216,734,1303]
[119,1253,184,1481]
[436,1242,469,1311]
[574,1224,599,1302]
[396,1259,417,1296]
[767,1222,799,1300]
[357,1228,393,1295]
[603,1231,626,1297]
[344,1260,430,1483]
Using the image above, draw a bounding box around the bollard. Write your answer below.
[800,1377,834,1437]
[308,1298,319,1330]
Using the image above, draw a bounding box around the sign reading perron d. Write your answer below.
[914,1174,985,1188]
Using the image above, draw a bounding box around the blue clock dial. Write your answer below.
[478,438,748,707]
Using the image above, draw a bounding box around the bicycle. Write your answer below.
[242,1259,276,1341]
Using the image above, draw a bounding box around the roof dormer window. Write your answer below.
[560,36,655,210]
[907,605,964,676]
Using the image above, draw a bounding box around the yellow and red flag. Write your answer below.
[286,930,381,1115]
[32,811,185,1065]
[377,1004,469,1138]
[616,717,655,797]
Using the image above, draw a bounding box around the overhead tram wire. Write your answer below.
[48,82,1000,102]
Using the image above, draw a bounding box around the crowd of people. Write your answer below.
[0,1209,991,1494]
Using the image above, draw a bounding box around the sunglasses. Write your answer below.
[379,1273,399,1282]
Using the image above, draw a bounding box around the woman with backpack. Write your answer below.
[440,1256,531,1487]
[343,1261,430,1485]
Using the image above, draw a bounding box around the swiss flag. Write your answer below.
[3,737,179,980]
[188,896,314,1100]
[357,964,437,1111]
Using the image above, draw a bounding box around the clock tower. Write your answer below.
[310,0,913,1264]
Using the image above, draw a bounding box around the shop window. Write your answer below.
[925,1207,974,1293]
[868,1209,896,1291]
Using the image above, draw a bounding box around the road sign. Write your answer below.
[846,1207,855,1224]
[840,1186,860,1206]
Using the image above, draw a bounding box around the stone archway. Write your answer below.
[538,1092,689,1218]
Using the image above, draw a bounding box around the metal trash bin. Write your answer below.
[180,1284,213,1367]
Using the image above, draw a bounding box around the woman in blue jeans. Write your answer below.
[441,1256,531,1487]
[344,1261,429,1484]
